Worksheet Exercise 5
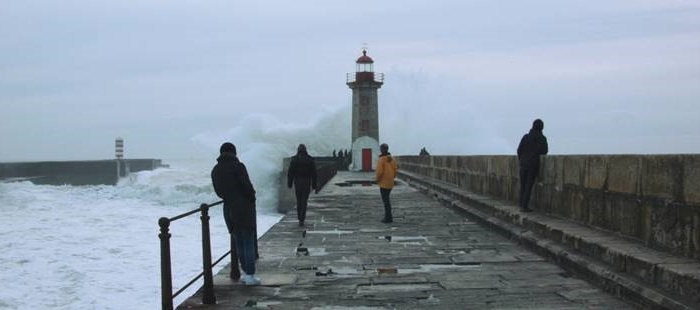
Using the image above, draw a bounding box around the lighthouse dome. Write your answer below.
[356,50,374,64]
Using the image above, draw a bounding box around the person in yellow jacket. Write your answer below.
[376,143,399,223]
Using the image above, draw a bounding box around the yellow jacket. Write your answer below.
[376,154,398,189]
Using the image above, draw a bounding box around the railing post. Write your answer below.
[159,217,173,310]
[200,204,216,305]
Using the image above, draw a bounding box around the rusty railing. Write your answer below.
[158,200,239,310]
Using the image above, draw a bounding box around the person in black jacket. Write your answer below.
[517,119,549,212]
[211,142,260,286]
[287,144,318,227]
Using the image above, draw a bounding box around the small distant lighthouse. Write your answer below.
[115,137,128,178]
[115,137,124,159]
[347,49,384,171]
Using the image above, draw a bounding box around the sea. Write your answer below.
[0,159,282,309]
[0,109,352,309]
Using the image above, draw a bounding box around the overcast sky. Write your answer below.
[1,0,699,161]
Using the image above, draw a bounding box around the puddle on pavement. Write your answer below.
[311,306,391,310]
[359,228,385,233]
[295,245,328,256]
[335,180,376,187]
[377,267,397,274]
[397,264,481,274]
[335,180,402,187]
[307,247,328,256]
[307,229,354,235]
[357,283,439,294]
[245,300,283,307]
[377,235,429,244]
[328,266,361,275]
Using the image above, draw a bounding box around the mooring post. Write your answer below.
[158,217,173,310]
[200,204,216,305]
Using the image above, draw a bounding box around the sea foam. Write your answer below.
[0,106,350,309]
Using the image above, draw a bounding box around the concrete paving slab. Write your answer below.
[400,169,700,309]
[178,172,635,309]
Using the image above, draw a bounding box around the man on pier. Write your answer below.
[287,144,318,227]
[211,142,260,286]
[517,119,549,212]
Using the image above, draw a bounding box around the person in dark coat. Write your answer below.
[211,142,260,286]
[287,144,318,227]
[517,119,549,212]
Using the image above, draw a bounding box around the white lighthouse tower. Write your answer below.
[346,49,384,171]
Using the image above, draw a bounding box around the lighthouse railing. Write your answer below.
[346,72,384,83]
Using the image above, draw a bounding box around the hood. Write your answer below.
[380,152,393,162]
[529,128,543,135]
[217,153,239,163]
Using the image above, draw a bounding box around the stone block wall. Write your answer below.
[126,159,164,172]
[0,160,120,185]
[397,155,700,260]
[0,159,165,185]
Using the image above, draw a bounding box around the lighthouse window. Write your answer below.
[356,63,373,72]
[360,96,369,106]
[360,120,369,132]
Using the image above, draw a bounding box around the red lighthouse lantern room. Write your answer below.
[355,49,375,82]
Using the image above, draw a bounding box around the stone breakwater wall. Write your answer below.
[396,154,700,260]
[0,159,164,185]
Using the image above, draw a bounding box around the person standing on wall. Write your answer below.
[376,143,399,223]
[211,142,261,286]
[517,119,549,212]
[287,144,318,227]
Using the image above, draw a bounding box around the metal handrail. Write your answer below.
[158,200,237,310]
[171,251,231,299]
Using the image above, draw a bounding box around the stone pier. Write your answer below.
[178,171,635,309]
[0,158,165,185]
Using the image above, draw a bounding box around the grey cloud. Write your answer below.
[1,1,699,161]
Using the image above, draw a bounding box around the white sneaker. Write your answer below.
[242,274,260,286]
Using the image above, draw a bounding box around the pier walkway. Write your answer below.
[179,171,634,309]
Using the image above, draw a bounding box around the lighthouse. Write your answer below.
[347,49,384,171]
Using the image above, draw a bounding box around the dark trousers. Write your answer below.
[519,167,538,210]
[224,204,259,260]
[294,177,312,222]
[232,229,256,275]
[380,187,393,220]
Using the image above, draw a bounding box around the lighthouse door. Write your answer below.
[362,149,372,171]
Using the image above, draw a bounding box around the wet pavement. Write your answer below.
[178,171,635,309]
